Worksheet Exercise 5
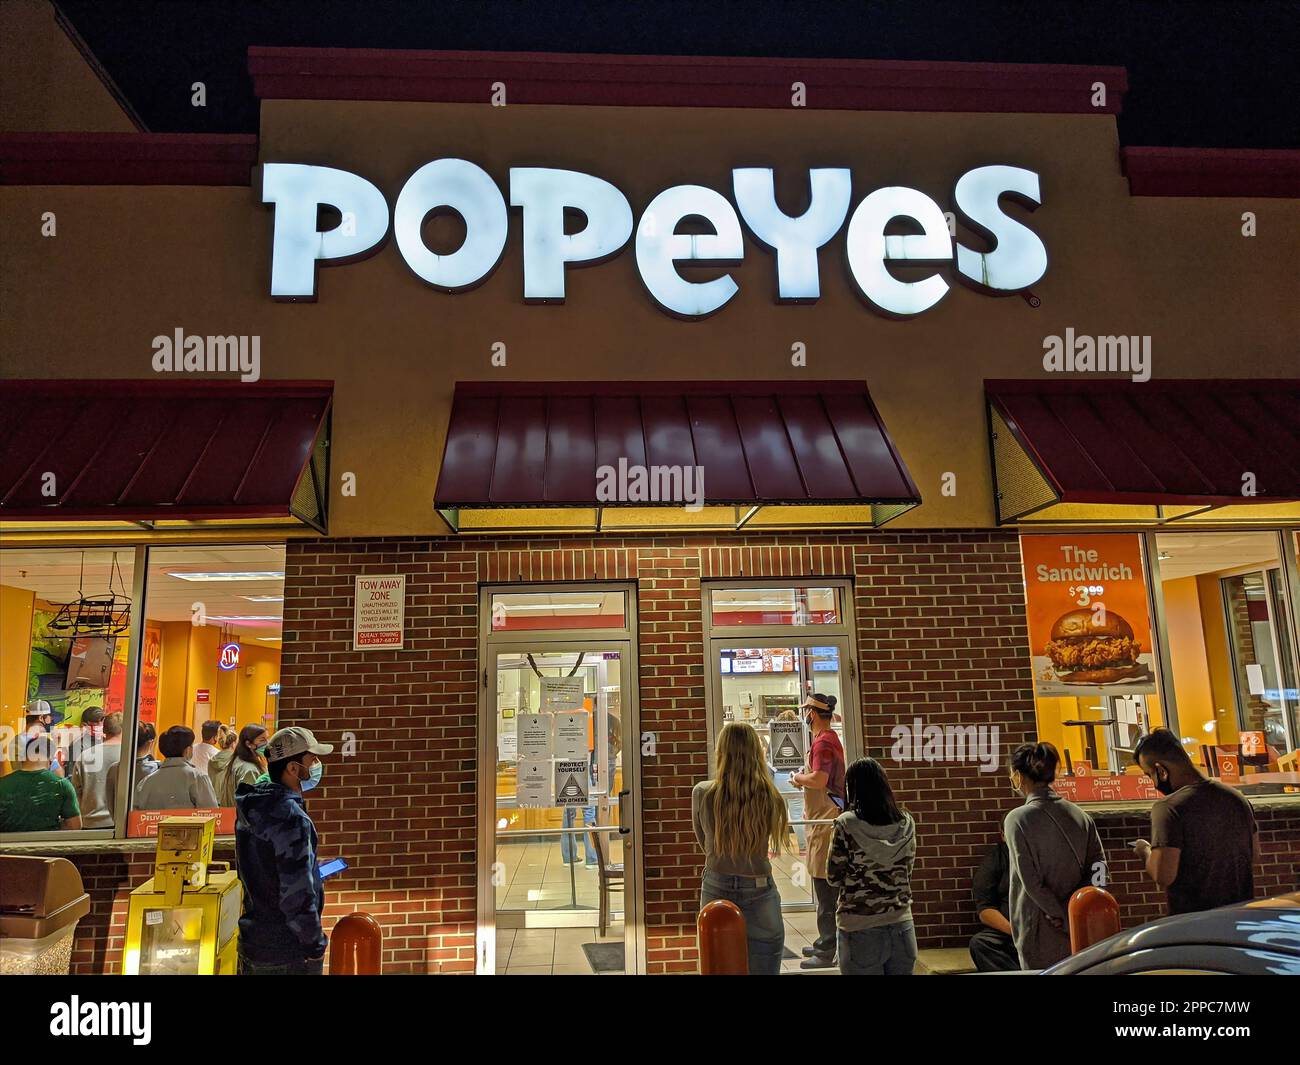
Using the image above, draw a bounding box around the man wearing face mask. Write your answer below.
[789,693,845,969]
[1132,728,1258,916]
[235,726,334,975]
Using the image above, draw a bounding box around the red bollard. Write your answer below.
[329,912,383,974]
[1068,886,1120,953]
[698,899,748,974]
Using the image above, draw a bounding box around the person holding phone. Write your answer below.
[235,727,334,975]
[1131,728,1259,915]
[1004,741,1104,970]
[789,693,845,969]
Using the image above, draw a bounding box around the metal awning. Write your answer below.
[986,379,1300,525]
[0,380,332,537]
[435,381,919,532]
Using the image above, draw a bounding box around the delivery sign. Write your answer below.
[1020,534,1157,698]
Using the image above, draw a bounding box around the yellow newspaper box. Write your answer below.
[122,816,241,975]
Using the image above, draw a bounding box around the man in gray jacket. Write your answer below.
[135,725,220,810]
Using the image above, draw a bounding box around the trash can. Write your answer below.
[0,855,92,975]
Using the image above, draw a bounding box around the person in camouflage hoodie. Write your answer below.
[234,727,334,975]
[825,757,918,975]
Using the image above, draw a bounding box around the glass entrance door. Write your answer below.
[707,637,860,913]
[477,587,641,975]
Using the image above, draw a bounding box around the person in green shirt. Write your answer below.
[0,733,82,833]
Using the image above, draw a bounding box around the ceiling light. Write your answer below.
[206,615,280,622]
[257,637,282,642]
[167,571,285,582]
[242,595,285,602]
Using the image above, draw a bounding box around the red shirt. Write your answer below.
[809,729,845,801]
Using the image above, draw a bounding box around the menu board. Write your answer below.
[1021,535,1157,697]
[721,648,797,674]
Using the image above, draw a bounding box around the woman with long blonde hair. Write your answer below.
[692,722,790,974]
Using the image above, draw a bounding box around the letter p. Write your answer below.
[263,164,390,299]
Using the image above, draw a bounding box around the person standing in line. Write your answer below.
[107,721,158,816]
[1131,728,1259,915]
[211,724,271,807]
[789,693,845,969]
[968,831,1019,972]
[692,722,790,975]
[827,757,917,975]
[73,711,124,828]
[134,725,220,810]
[191,720,223,774]
[1004,741,1105,970]
[235,727,334,975]
[0,733,81,832]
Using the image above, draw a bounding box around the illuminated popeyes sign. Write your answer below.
[262,161,1047,319]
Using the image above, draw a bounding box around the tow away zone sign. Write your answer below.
[353,574,406,650]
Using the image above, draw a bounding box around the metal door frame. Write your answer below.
[475,582,643,975]
[700,578,862,773]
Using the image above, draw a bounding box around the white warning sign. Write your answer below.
[518,714,552,758]
[541,676,584,712]
[554,760,590,807]
[769,720,806,771]
[554,712,589,760]
[516,757,551,807]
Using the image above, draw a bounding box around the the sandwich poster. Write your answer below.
[1020,534,1158,697]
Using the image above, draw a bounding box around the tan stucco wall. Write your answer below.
[2,99,1297,536]
[0,0,137,132]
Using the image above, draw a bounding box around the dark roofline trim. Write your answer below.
[52,1,148,133]
[249,46,1126,115]
[1122,147,1300,198]
[0,132,259,186]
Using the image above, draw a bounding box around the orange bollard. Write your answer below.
[698,899,748,974]
[329,912,383,974]
[1068,886,1120,953]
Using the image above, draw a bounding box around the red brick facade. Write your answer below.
[57,529,1300,974]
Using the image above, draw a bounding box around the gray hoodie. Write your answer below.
[825,810,916,930]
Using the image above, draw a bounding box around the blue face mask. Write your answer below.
[300,758,324,792]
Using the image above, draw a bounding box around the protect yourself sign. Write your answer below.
[264,161,1046,319]
[769,720,806,771]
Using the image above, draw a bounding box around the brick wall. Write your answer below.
[53,529,1300,974]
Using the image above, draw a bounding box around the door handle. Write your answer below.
[617,789,631,835]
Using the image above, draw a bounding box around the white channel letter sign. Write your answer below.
[263,161,1047,318]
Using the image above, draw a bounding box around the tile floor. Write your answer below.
[495,839,815,913]
[495,910,835,975]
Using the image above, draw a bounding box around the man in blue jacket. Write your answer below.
[234,726,334,975]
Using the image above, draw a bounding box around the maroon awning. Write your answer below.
[0,380,332,531]
[986,379,1300,523]
[436,381,918,529]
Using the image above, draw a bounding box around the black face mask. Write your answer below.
[1153,766,1175,796]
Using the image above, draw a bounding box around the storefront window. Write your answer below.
[0,547,136,835]
[709,586,841,627]
[126,544,284,837]
[1021,531,1300,802]
[490,590,626,631]
[705,580,859,912]
[1154,532,1298,786]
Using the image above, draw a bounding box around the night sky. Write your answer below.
[57,0,1300,148]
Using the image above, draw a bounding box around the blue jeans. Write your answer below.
[837,920,917,975]
[561,804,598,864]
[700,872,784,975]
